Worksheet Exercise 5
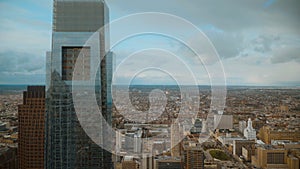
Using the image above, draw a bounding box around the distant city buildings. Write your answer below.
[0,85,299,168]
[0,94,19,169]
[0,146,17,169]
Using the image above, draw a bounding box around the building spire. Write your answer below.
[247,118,254,130]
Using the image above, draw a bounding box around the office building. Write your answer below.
[125,133,135,151]
[252,145,288,169]
[190,118,202,134]
[116,131,122,155]
[233,139,255,157]
[259,126,300,144]
[134,133,142,154]
[141,153,154,169]
[45,0,112,168]
[182,142,204,169]
[242,144,255,162]
[287,156,300,169]
[121,156,139,169]
[18,86,45,169]
[171,120,182,157]
[154,157,181,169]
[201,120,208,133]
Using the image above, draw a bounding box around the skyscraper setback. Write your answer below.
[18,86,45,169]
[45,0,112,168]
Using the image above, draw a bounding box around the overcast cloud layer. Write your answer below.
[0,0,299,85]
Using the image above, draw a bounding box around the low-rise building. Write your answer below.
[259,126,300,144]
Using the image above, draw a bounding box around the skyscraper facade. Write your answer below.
[45,0,112,168]
[171,119,182,157]
[182,142,204,169]
[18,86,45,169]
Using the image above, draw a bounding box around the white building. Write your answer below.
[116,131,122,154]
[201,120,208,133]
[133,134,142,154]
[239,120,247,133]
[244,118,256,140]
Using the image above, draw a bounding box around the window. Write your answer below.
[267,152,285,164]
[62,46,91,81]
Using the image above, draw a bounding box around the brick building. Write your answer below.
[18,86,45,169]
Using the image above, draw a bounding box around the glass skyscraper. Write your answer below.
[45,0,112,168]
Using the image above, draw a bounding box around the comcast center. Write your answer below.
[45,0,112,168]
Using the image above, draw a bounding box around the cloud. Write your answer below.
[107,0,300,85]
[0,51,45,84]
[108,0,300,32]
[271,46,300,63]
[0,51,45,75]
[206,31,244,59]
[0,0,51,84]
[250,35,279,53]
[223,55,300,86]
[264,0,277,8]
[108,1,299,58]
[0,0,299,85]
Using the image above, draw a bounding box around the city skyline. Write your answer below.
[0,1,300,168]
[0,0,299,86]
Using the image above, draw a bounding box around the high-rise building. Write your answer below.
[182,142,204,169]
[116,131,122,155]
[201,120,208,133]
[133,133,142,154]
[45,0,112,168]
[141,153,154,169]
[18,86,45,169]
[190,118,202,134]
[125,133,135,151]
[171,119,182,157]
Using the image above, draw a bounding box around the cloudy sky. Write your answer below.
[0,0,299,86]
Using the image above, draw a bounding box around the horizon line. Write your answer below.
[0,83,299,87]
